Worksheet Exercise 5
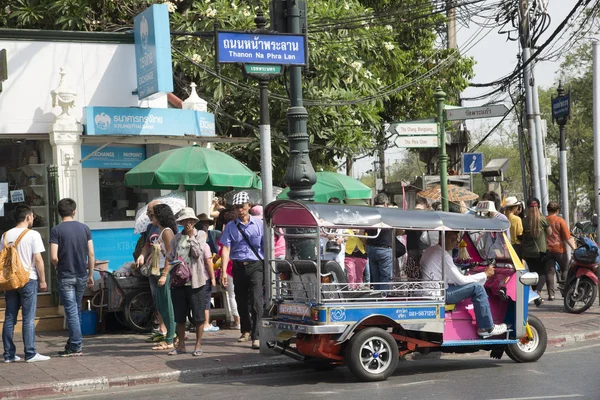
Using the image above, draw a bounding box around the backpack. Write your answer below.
[573,236,600,265]
[0,229,31,291]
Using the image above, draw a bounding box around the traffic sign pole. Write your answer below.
[435,86,449,212]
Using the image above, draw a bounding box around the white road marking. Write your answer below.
[549,342,600,354]
[488,395,583,400]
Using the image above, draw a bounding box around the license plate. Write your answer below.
[279,303,310,317]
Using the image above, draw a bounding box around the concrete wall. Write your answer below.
[0,40,141,134]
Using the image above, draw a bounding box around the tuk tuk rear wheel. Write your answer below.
[506,314,547,363]
[345,327,399,382]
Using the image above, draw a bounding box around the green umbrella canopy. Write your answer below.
[124,145,261,191]
[277,171,372,203]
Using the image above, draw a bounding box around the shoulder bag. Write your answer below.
[236,222,263,262]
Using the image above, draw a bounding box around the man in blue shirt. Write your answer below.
[50,198,95,357]
[220,192,264,350]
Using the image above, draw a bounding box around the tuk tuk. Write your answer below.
[262,200,547,382]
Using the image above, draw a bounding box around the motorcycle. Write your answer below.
[561,236,600,314]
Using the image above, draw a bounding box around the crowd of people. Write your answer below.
[136,191,265,354]
[1,187,577,363]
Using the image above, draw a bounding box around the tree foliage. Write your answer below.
[2,0,475,184]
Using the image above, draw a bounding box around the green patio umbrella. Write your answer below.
[277,171,372,203]
[124,145,261,191]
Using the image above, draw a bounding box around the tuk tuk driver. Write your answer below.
[420,231,508,338]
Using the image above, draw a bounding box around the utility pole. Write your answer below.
[593,41,600,242]
[447,0,457,50]
[519,0,541,204]
[282,0,316,200]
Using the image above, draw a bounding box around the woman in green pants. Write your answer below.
[150,204,177,350]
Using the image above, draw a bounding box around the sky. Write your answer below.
[351,0,579,179]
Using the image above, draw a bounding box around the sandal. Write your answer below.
[152,342,174,351]
[192,349,203,356]
[168,348,186,356]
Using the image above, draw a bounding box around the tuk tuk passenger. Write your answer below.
[420,231,508,338]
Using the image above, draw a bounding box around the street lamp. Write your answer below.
[552,80,571,227]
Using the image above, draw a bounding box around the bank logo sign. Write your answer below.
[217,31,306,66]
[134,4,173,100]
[85,107,216,137]
[94,112,111,130]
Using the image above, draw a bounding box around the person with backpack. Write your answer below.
[1,205,50,363]
[49,198,95,357]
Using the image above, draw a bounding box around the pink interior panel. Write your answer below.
[272,205,318,227]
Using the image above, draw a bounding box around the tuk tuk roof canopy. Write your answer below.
[265,200,510,232]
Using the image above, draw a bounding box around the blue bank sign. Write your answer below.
[217,31,306,65]
[552,95,570,119]
[134,4,173,100]
[81,146,146,169]
[85,107,216,136]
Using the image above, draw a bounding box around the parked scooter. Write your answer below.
[561,236,600,314]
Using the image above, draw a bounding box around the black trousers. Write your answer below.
[232,260,264,340]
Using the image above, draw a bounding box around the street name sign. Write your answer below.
[396,136,438,148]
[394,122,437,136]
[217,32,306,66]
[445,104,509,121]
[462,152,483,174]
[244,64,282,75]
[552,95,570,119]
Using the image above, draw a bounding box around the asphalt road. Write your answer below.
[58,340,600,400]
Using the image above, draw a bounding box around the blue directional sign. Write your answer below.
[463,153,483,174]
[552,95,570,119]
[217,31,306,66]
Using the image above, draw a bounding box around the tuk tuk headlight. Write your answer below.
[520,272,539,286]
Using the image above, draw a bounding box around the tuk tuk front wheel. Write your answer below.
[506,314,547,363]
[345,327,399,382]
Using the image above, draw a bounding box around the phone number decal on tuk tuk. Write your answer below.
[397,308,437,319]
[329,306,439,322]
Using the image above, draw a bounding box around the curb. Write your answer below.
[547,330,600,347]
[0,358,303,400]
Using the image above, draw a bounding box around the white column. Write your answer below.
[49,68,85,221]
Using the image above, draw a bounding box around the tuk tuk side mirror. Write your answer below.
[592,214,598,227]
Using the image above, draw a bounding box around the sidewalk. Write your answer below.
[1,296,599,400]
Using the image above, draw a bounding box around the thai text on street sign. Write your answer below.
[396,136,438,148]
[244,64,282,75]
[445,104,509,121]
[462,152,484,174]
[217,31,306,66]
[552,95,570,119]
[394,122,437,136]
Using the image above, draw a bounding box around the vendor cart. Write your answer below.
[92,268,154,333]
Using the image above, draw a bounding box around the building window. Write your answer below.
[99,169,146,222]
